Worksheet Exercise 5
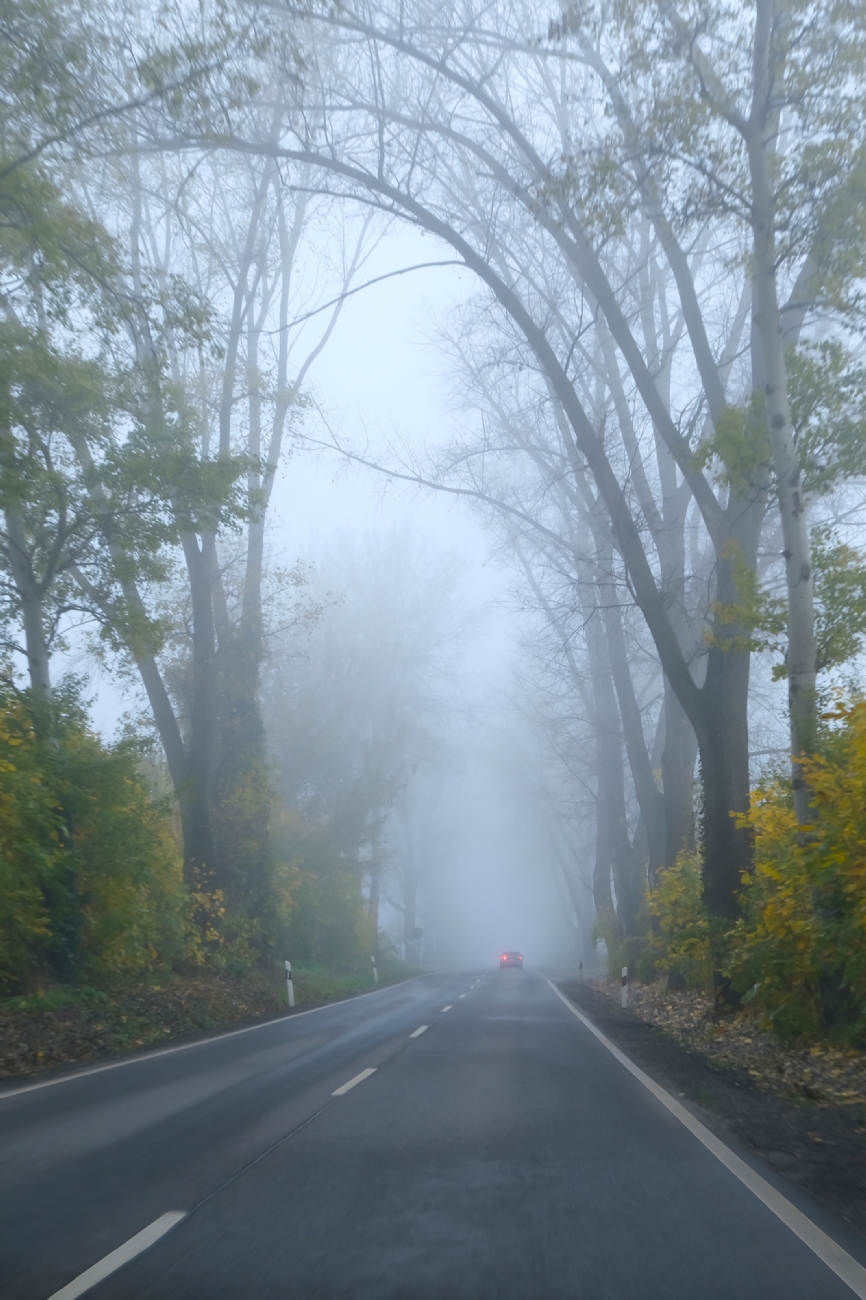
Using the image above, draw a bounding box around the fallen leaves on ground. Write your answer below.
[0,966,390,1078]
[593,979,866,1109]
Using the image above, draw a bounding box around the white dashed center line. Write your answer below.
[410,1025,428,1038]
[458,994,466,999]
[441,1005,452,1013]
[332,1067,377,1096]
[47,1212,186,1300]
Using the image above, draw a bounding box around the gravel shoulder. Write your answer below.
[559,978,866,1241]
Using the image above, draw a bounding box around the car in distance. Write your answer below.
[499,951,523,970]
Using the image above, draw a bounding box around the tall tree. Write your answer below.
[233,0,866,918]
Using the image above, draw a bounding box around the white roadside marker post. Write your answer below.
[371,955,378,983]
[621,966,628,1009]
[285,960,295,1008]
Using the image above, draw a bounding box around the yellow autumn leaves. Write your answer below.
[0,688,186,991]
[651,699,866,1040]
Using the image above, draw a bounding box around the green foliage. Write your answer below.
[693,399,771,495]
[702,525,866,680]
[789,341,866,494]
[269,806,375,969]
[649,853,713,991]
[811,528,866,673]
[761,526,866,682]
[729,699,866,1042]
[0,694,63,985]
[706,540,787,657]
[0,685,186,991]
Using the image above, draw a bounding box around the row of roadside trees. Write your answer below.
[4,0,866,1036]
[243,0,866,1028]
[0,0,464,991]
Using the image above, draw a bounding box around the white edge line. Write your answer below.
[410,1025,428,1038]
[441,1005,452,1012]
[545,976,866,1299]
[47,1211,186,1300]
[332,1067,377,1096]
[0,976,423,1102]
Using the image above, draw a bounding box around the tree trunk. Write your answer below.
[368,862,381,938]
[597,719,642,936]
[586,606,644,934]
[746,9,817,819]
[402,869,418,964]
[211,625,271,928]
[131,649,204,887]
[697,613,754,918]
[660,681,698,869]
[603,596,666,885]
[5,510,51,698]
[182,533,219,888]
[592,821,614,922]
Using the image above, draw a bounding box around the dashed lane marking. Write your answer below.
[441,1005,452,1013]
[332,1067,377,1097]
[410,1026,428,1038]
[47,1212,186,1300]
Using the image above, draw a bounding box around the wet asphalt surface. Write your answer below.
[1,969,864,1298]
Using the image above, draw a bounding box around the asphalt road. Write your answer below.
[2,969,865,1299]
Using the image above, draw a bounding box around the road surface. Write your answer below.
[1,969,865,1298]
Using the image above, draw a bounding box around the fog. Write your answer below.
[5,0,864,996]
[6,9,866,1293]
[256,227,577,970]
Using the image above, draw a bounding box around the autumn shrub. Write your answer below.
[0,695,63,987]
[0,686,186,991]
[728,700,866,1041]
[62,726,186,982]
[649,852,713,991]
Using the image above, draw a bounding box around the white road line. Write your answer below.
[332,1067,377,1097]
[47,1212,186,1300]
[410,1025,428,1038]
[0,977,422,1103]
[546,978,866,1299]
[441,1005,452,1013]
[458,994,466,999]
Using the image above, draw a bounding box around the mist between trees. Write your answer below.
[2,0,866,1040]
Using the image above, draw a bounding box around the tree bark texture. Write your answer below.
[5,510,52,698]
[659,681,698,869]
[587,611,643,935]
[746,0,817,822]
[182,533,219,888]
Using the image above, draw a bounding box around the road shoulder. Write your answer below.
[558,978,866,1243]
